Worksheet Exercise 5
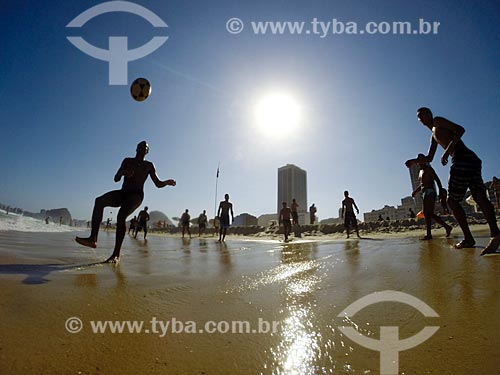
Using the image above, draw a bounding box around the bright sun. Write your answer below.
[254,93,301,137]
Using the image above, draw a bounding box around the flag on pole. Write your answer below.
[216,165,219,178]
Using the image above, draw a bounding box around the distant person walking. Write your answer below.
[134,206,150,240]
[128,216,137,235]
[76,141,176,262]
[105,218,112,231]
[217,194,234,242]
[342,191,361,239]
[181,209,192,239]
[309,203,317,225]
[411,155,452,240]
[291,198,299,226]
[405,108,499,254]
[198,210,208,237]
[279,202,292,242]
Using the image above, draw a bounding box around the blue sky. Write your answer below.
[1,0,499,221]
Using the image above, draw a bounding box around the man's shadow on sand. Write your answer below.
[0,262,102,285]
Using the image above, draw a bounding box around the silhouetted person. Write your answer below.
[406,108,499,254]
[105,218,112,231]
[217,194,234,242]
[309,203,317,224]
[342,191,360,238]
[412,155,452,240]
[134,206,150,240]
[181,209,192,238]
[279,201,292,241]
[128,216,137,235]
[213,216,220,236]
[76,141,176,262]
[409,208,416,219]
[198,210,207,237]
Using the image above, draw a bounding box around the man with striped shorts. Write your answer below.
[405,107,500,255]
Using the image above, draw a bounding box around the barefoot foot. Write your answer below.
[104,256,120,263]
[75,237,96,249]
[480,233,500,255]
[454,239,476,249]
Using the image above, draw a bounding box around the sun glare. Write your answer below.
[255,93,301,137]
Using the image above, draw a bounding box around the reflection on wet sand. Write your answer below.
[266,242,327,375]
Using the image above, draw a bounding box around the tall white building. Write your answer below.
[277,164,307,224]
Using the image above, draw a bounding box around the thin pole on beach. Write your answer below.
[214,162,220,218]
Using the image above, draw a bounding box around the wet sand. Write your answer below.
[0,228,499,374]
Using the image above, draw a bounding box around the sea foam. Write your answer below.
[0,211,80,233]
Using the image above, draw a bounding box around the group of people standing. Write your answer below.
[178,194,234,242]
[278,192,361,242]
[127,207,150,239]
[178,209,208,239]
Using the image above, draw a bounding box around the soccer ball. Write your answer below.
[130,78,151,102]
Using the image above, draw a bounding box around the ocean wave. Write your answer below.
[0,213,81,233]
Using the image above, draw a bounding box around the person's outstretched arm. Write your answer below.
[405,138,438,168]
[149,163,176,188]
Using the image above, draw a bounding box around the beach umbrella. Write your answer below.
[416,210,425,219]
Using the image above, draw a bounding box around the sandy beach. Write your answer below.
[0,226,499,375]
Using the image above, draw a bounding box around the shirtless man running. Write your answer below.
[76,141,176,262]
[405,108,500,254]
